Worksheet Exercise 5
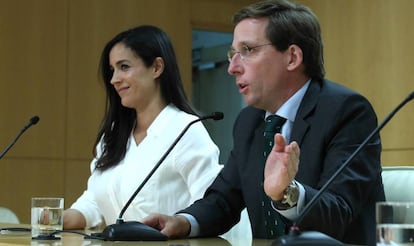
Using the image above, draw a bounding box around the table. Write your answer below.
[0,224,272,246]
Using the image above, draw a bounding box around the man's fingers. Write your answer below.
[273,133,286,152]
[286,141,300,178]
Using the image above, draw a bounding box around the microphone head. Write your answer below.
[409,91,414,100]
[212,112,224,121]
[30,116,40,125]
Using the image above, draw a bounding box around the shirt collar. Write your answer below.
[265,80,310,121]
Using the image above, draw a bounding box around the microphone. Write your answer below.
[100,112,224,241]
[273,92,414,246]
[0,116,40,159]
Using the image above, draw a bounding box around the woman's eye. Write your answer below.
[120,64,130,70]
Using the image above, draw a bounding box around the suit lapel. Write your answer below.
[291,80,322,145]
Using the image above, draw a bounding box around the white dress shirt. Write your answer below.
[70,104,222,228]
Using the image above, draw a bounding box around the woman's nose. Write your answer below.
[110,71,120,85]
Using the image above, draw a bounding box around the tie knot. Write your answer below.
[264,115,286,134]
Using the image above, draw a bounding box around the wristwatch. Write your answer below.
[272,181,299,210]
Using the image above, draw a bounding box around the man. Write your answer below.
[143,0,385,245]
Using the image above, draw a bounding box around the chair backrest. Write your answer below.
[381,166,414,202]
[0,207,20,224]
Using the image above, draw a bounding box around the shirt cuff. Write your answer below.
[70,203,103,228]
[176,213,200,237]
[271,180,305,221]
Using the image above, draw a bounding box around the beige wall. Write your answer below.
[298,0,414,165]
[0,0,412,224]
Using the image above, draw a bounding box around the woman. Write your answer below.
[63,25,221,229]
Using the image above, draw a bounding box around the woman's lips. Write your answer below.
[117,86,129,95]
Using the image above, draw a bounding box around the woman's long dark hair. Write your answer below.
[94,25,196,171]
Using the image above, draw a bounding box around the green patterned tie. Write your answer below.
[262,115,286,238]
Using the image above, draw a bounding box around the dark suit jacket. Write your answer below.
[181,79,385,245]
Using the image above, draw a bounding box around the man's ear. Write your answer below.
[286,44,303,71]
[153,57,164,79]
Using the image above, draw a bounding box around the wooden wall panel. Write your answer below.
[0,0,68,159]
[0,0,68,224]
[298,0,414,165]
[64,161,91,211]
[0,159,65,223]
[190,0,257,31]
[382,149,414,166]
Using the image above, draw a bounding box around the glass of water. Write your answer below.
[376,201,414,245]
[31,197,64,239]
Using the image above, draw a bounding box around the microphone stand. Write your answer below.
[273,92,414,246]
[100,112,224,241]
[0,116,40,159]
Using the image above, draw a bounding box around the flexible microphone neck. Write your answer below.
[293,92,413,227]
[116,112,223,223]
[0,116,40,160]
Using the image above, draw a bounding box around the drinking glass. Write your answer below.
[31,197,64,239]
[376,201,414,245]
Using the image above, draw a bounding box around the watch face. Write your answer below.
[273,182,299,209]
[284,183,299,207]
[290,185,299,203]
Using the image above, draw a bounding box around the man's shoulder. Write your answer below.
[299,79,375,121]
[318,79,363,98]
[310,79,370,106]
